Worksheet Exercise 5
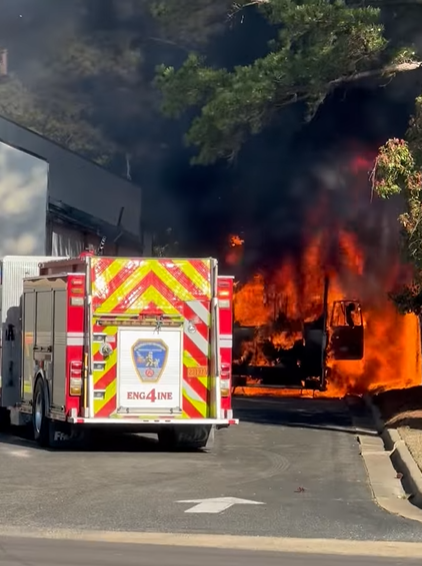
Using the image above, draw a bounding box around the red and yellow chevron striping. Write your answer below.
[90,258,213,419]
[91,258,211,313]
[92,321,118,418]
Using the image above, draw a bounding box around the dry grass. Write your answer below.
[373,387,422,428]
[373,386,422,472]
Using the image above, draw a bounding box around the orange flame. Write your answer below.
[226,234,245,266]
[230,235,244,247]
[232,147,421,397]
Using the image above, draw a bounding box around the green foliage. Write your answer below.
[152,0,422,311]
[156,0,413,164]
[373,138,416,199]
[0,0,233,167]
[32,31,144,164]
[0,76,40,126]
[373,102,422,314]
[0,69,118,165]
[0,2,155,165]
[151,0,231,45]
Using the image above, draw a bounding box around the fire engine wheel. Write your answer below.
[158,425,211,451]
[0,408,10,431]
[32,379,50,447]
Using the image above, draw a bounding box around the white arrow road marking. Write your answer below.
[177,497,265,514]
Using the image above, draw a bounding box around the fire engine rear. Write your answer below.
[0,255,238,449]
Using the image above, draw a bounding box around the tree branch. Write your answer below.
[272,62,421,111]
[234,0,422,6]
[329,61,422,87]
[228,0,269,19]
[147,37,190,54]
[231,0,269,9]
[370,0,422,5]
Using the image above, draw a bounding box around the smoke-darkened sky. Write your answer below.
[1,0,422,274]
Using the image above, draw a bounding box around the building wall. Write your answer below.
[0,116,142,241]
[50,222,142,257]
[0,141,48,256]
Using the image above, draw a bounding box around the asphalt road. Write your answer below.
[0,537,421,566]
[0,396,421,541]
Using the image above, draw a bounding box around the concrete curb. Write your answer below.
[351,395,422,523]
[363,395,422,507]
[1,526,422,557]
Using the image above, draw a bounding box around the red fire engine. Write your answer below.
[0,255,237,449]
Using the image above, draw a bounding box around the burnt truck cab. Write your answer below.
[232,295,365,392]
[329,299,364,360]
[302,299,364,389]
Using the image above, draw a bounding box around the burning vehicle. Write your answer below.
[227,145,421,397]
[233,274,364,391]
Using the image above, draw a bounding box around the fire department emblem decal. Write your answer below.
[131,339,168,383]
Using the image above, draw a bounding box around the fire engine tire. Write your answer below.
[157,428,176,450]
[158,425,212,451]
[32,379,50,448]
[0,408,10,431]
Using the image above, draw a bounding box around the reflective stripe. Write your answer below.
[183,379,205,404]
[183,376,208,418]
[220,335,233,348]
[183,320,209,357]
[69,417,239,425]
[67,333,85,346]
[187,300,210,325]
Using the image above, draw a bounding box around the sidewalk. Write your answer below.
[372,386,422,475]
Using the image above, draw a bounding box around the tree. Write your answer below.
[0,0,160,166]
[372,103,422,314]
[0,72,117,165]
[0,2,109,161]
[155,0,422,307]
[0,0,232,167]
[156,0,421,164]
[151,0,232,45]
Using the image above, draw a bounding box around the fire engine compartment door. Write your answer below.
[116,326,183,414]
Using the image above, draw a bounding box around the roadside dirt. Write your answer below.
[373,386,422,472]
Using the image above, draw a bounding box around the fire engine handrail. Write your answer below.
[212,298,222,379]
[211,296,222,419]
[211,259,222,420]
[85,256,93,418]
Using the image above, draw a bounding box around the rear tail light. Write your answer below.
[220,363,231,397]
[218,288,231,309]
[69,361,83,396]
[70,378,83,396]
[70,278,85,305]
